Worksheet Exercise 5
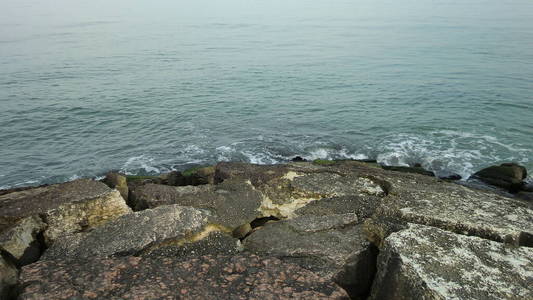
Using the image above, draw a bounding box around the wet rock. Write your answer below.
[129,178,263,230]
[381,165,435,177]
[291,156,308,162]
[214,162,290,185]
[42,205,216,260]
[370,224,533,300]
[0,179,132,246]
[159,170,186,186]
[19,254,349,300]
[438,172,462,181]
[521,181,533,192]
[471,163,527,192]
[104,172,129,200]
[0,255,18,299]
[182,166,215,185]
[244,214,377,299]
[516,191,533,202]
[0,215,45,266]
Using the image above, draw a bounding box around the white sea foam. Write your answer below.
[121,155,161,174]
[376,131,532,180]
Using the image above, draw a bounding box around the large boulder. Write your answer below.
[0,255,18,300]
[0,179,132,261]
[370,224,533,300]
[18,255,349,299]
[471,163,527,192]
[213,162,388,219]
[42,205,218,260]
[373,172,533,246]
[244,214,377,299]
[129,178,264,230]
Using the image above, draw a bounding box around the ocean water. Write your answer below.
[1,0,532,188]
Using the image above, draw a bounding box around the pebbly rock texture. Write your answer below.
[42,205,217,260]
[471,163,527,192]
[18,254,349,300]
[0,255,18,299]
[142,231,240,258]
[372,171,533,247]
[294,195,381,219]
[244,214,377,299]
[129,178,263,230]
[0,179,131,261]
[370,223,533,300]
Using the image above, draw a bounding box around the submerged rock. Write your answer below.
[42,205,216,260]
[244,214,377,299]
[471,163,527,192]
[0,179,131,255]
[370,223,533,300]
[19,255,349,299]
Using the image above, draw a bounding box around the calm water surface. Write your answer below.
[1,0,532,188]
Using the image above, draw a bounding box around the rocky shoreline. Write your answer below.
[0,159,531,299]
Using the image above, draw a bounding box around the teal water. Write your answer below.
[1,0,532,188]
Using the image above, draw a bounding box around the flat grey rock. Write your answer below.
[370,223,533,300]
[374,173,533,246]
[42,205,214,260]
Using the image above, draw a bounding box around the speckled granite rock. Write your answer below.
[370,223,533,300]
[0,255,18,299]
[0,215,45,266]
[19,255,349,300]
[42,205,216,260]
[129,178,263,230]
[0,179,132,254]
[244,214,377,299]
[374,178,533,246]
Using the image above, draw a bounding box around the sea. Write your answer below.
[1,0,532,189]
